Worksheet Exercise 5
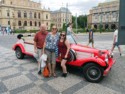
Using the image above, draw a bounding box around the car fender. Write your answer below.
[67,57,106,67]
[13,43,25,54]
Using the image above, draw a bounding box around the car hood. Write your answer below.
[71,44,103,54]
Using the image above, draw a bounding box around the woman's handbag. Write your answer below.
[42,66,49,77]
[40,54,47,68]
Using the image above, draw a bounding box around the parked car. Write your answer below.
[12,34,115,83]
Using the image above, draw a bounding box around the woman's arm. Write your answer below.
[64,40,70,58]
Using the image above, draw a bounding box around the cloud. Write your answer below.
[32,0,106,16]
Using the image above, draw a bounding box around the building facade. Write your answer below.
[51,7,72,30]
[0,0,51,30]
[87,0,119,29]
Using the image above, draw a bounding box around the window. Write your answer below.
[35,21,37,26]
[10,1,12,5]
[46,14,48,19]
[24,11,27,18]
[38,13,40,19]
[30,21,32,26]
[29,12,32,18]
[7,12,10,17]
[39,22,41,26]
[8,21,10,25]
[24,21,27,26]
[34,12,36,18]
[18,21,21,26]
[2,0,5,4]
[18,11,21,18]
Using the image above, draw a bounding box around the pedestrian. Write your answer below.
[110,29,122,56]
[43,25,59,77]
[87,26,94,48]
[58,32,70,77]
[67,22,76,36]
[34,24,48,75]
[6,27,10,35]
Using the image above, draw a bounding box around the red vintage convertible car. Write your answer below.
[13,34,115,83]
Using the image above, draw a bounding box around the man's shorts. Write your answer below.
[89,39,94,44]
[114,42,119,47]
[34,49,43,62]
[45,49,56,64]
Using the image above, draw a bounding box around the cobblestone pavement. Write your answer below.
[0,35,125,94]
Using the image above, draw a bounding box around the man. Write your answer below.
[34,24,48,75]
[87,27,94,48]
[111,29,121,56]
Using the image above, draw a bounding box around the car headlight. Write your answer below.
[110,52,113,58]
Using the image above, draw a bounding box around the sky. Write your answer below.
[32,0,113,16]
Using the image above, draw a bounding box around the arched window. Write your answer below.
[24,11,27,18]
[34,12,36,18]
[18,11,21,18]
[30,21,32,26]
[24,21,27,26]
[18,21,21,26]
[35,21,37,26]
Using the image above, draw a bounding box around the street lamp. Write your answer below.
[100,8,103,33]
[12,12,16,31]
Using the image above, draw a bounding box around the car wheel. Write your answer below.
[15,47,24,59]
[83,63,104,83]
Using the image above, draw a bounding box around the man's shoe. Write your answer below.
[38,70,41,75]
[61,73,67,77]
[120,53,122,56]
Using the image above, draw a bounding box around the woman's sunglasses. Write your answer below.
[60,34,66,37]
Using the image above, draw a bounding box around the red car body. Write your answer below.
[13,35,115,82]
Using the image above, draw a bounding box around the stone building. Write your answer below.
[0,0,51,30]
[87,0,119,29]
[51,7,72,30]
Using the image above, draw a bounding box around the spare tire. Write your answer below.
[68,49,76,62]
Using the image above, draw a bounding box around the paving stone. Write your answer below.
[0,68,19,78]
[47,75,81,92]
[9,83,35,94]
[1,91,10,94]
[22,71,30,75]
[0,58,6,63]
[34,80,44,86]
[1,73,21,81]
[62,81,89,94]
[74,83,121,94]
[40,83,59,94]
[26,73,39,82]
[0,82,8,93]
[21,63,37,71]
[3,75,32,90]
[17,86,48,94]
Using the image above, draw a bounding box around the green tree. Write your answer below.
[72,15,87,29]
